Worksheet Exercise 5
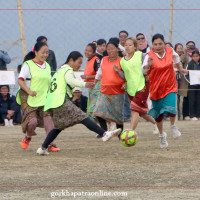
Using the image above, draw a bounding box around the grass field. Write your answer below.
[0,120,200,200]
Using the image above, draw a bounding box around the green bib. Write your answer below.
[120,51,145,97]
[16,60,51,107]
[44,65,73,112]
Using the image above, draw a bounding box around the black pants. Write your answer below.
[182,96,189,119]
[188,85,200,118]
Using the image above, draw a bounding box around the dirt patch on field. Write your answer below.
[0,120,200,199]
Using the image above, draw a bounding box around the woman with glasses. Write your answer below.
[136,33,151,53]
[142,33,188,148]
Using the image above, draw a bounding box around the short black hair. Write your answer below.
[152,33,165,43]
[36,36,48,42]
[97,39,106,45]
[119,30,129,36]
[165,42,173,48]
[65,51,83,64]
[109,37,120,45]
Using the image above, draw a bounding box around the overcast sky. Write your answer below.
[1,0,200,69]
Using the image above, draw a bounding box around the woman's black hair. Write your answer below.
[106,41,118,49]
[34,41,48,52]
[152,33,165,43]
[36,35,47,42]
[174,43,183,51]
[109,37,120,45]
[192,50,200,56]
[65,51,83,64]
[86,43,96,53]
[165,42,173,48]
[97,39,106,45]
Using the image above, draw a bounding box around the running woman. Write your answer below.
[17,42,60,152]
[142,33,188,148]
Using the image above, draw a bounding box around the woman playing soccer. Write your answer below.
[17,42,60,152]
[36,51,121,155]
[142,33,188,148]
[114,37,157,131]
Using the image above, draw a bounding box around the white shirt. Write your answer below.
[142,48,180,74]
[18,62,47,88]
[119,43,125,52]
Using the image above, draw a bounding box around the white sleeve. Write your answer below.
[18,63,31,80]
[141,54,150,74]
[173,49,180,64]
[65,70,86,88]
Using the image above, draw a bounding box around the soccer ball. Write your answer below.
[120,129,138,147]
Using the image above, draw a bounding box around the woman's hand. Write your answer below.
[147,56,153,68]
[121,82,127,90]
[29,91,37,97]
[179,68,188,75]
[81,75,87,79]
[113,64,121,73]
[85,82,94,90]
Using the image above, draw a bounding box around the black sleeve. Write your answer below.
[94,59,101,72]
[81,96,88,113]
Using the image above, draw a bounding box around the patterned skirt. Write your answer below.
[87,81,101,120]
[50,98,87,130]
[93,92,124,124]
[19,90,45,134]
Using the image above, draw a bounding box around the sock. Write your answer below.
[42,129,61,149]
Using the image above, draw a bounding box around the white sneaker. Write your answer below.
[36,147,49,155]
[102,128,121,142]
[159,132,168,148]
[184,116,190,121]
[9,119,14,126]
[171,125,181,139]
[153,124,159,134]
[4,119,9,126]
[191,117,198,121]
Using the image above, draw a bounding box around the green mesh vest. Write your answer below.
[120,51,145,97]
[16,60,51,107]
[44,65,73,112]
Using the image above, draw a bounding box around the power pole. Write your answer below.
[169,0,174,43]
[17,0,27,58]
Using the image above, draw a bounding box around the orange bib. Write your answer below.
[84,56,100,82]
[100,56,125,94]
[147,47,177,100]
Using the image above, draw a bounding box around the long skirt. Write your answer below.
[93,92,124,124]
[87,81,101,120]
[20,90,45,135]
[50,98,87,130]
